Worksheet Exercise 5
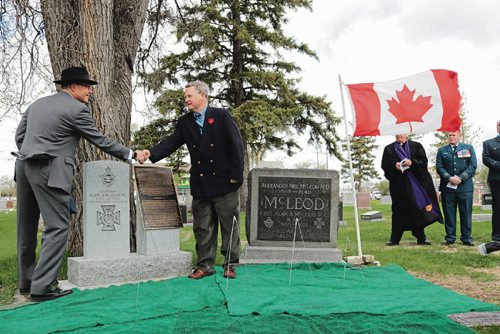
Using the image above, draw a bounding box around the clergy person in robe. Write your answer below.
[381,134,443,246]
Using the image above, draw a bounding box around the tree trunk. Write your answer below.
[229,1,248,210]
[41,0,148,255]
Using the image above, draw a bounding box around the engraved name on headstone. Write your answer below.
[247,168,340,248]
[83,161,130,259]
[257,176,331,242]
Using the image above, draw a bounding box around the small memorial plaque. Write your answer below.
[134,166,182,229]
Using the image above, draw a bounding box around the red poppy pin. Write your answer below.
[208,117,215,124]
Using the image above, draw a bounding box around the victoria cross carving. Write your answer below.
[97,205,120,231]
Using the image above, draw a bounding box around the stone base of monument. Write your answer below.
[137,228,180,255]
[240,246,342,263]
[68,251,192,287]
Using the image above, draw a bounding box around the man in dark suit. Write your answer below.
[14,66,143,302]
[381,134,442,246]
[436,130,477,246]
[479,119,500,253]
[140,81,244,280]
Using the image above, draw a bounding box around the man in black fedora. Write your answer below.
[13,66,145,302]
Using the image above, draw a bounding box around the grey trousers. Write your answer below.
[16,159,71,294]
[192,190,241,271]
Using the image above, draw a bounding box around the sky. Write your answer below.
[1,0,500,179]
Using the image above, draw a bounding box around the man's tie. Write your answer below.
[194,112,203,134]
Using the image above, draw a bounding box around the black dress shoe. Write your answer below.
[462,241,474,246]
[19,288,30,295]
[31,288,73,302]
[417,241,432,245]
[385,241,399,246]
[442,240,454,245]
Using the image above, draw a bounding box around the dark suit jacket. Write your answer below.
[483,136,500,185]
[14,91,131,193]
[436,143,477,192]
[149,106,244,199]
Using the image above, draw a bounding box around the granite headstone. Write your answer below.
[83,161,130,259]
[241,168,342,263]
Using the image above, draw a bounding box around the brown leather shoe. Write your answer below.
[188,268,215,280]
[223,266,236,279]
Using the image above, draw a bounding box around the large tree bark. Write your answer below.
[41,0,148,255]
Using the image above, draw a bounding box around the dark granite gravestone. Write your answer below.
[241,168,342,263]
[481,193,492,210]
[179,205,188,225]
[361,211,383,221]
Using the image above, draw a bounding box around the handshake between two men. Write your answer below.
[133,150,151,164]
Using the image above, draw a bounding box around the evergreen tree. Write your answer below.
[341,136,379,191]
[135,0,342,175]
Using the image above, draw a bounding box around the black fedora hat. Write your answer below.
[53,66,98,85]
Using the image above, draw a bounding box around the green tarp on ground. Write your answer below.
[0,263,497,333]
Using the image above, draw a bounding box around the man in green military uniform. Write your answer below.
[436,130,477,246]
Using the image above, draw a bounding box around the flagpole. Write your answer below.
[338,74,363,258]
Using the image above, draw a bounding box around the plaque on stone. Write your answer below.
[246,168,340,248]
[134,165,182,229]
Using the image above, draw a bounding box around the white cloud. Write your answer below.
[398,0,500,47]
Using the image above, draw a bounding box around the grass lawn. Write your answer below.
[1,206,498,333]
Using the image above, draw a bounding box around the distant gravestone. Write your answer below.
[241,168,342,263]
[256,160,285,169]
[379,195,392,204]
[481,193,492,210]
[356,192,371,208]
[68,161,191,287]
[0,199,7,211]
[342,190,354,206]
[361,211,383,222]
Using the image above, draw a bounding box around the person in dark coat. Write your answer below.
[381,134,443,246]
[139,81,244,279]
[479,119,500,254]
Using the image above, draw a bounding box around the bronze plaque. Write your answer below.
[134,166,183,229]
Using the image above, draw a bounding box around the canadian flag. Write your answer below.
[346,70,462,136]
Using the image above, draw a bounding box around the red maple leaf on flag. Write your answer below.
[387,84,433,133]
